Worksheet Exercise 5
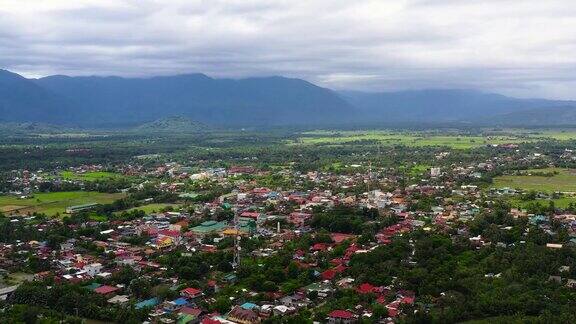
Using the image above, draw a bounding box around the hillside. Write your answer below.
[35,73,353,126]
[340,89,576,123]
[2,69,576,127]
[0,70,74,124]
[481,106,576,126]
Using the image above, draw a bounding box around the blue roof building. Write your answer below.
[136,297,159,309]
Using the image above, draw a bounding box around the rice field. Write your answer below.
[58,170,127,181]
[119,203,181,214]
[0,191,125,216]
[293,131,530,149]
[492,168,576,193]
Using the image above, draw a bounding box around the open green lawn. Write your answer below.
[294,129,576,149]
[294,131,530,149]
[524,130,576,141]
[0,191,125,216]
[119,203,180,214]
[492,168,576,193]
[408,164,431,176]
[58,170,127,181]
[0,272,34,289]
[508,197,576,209]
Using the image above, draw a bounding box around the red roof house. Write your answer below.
[321,269,336,280]
[94,285,119,295]
[328,309,356,322]
[181,287,203,299]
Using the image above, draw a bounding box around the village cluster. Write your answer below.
[1,143,576,324]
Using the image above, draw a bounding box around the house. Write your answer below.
[330,233,355,244]
[321,269,337,280]
[311,243,330,252]
[164,297,190,312]
[136,297,160,310]
[181,287,203,299]
[240,211,262,222]
[304,282,333,298]
[240,302,259,311]
[94,285,119,296]
[108,295,130,305]
[272,305,295,316]
[227,305,260,324]
[178,313,198,324]
[327,310,356,324]
[177,306,202,324]
[279,293,310,308]
[288,212,312,227]
[83,282,102,291]
[356,283,377,295]
[84,263,103,276]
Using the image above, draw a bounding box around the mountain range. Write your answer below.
[1,68,576,127]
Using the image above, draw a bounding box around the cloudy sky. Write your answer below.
[1,0,576,98]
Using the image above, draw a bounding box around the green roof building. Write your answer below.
[190,220,227,235]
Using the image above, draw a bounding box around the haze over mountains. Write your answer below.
[1,69,576,128]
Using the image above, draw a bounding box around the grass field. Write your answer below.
[58,170,127,181]
[120,203,180,214]
[0,191,125,216]
[508,197,576,209]
[524,130,576,141]
[492,168,576,193]
[408,164,431,176]
[294,131,530,149]
[293,129,576,149]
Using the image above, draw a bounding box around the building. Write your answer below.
[327,310,357,324]
[227,306,260,324]
[190,221,228,236]
[66,203,100,214]
[181,287,203,299]
[84,263,103,276]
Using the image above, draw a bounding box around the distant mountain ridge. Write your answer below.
[0,69,73,124]
[1,68,576,127]
[340,89,576,123]
[34,73,352,126]
[481,106,576,126]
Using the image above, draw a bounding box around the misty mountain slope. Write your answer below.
[480,106,576,126]
[3,68,576,127]
[340,89,575,123]
[0,69,74,123]
[36,74,354,126]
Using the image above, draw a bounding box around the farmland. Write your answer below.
[291,129,576,149]
[293,131,530,149]
[57,171,128,181]
[0,191,125,216]
[508,197,576,209]
[492,168,576,192]
[120,203,181,214]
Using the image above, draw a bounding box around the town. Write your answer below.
[1,129,576,323]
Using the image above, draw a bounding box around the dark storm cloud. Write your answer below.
[1,0,576,98]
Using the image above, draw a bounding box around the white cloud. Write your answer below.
[1,0,576,98]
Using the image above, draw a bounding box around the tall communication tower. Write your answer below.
[232,213,241,269]
[367,160,372,192]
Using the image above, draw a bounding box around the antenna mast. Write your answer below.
[367,160,372,193]
[232,212,241,269]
